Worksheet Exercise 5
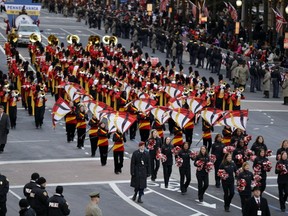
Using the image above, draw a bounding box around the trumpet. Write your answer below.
[38,91,46,98]
[208,89,215,96]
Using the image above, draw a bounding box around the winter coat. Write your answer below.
[151,34,157,50]
[130,150,150,189]
[235,65,249,85]
[0,112,10,144]
[263,70,271,91]
[282,78,288,97]
[171,41,177,57]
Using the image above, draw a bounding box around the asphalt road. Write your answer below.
[0,9,287,216]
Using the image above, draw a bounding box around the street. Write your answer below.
[0,9,287,216]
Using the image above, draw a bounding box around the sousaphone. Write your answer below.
[67,34,80,44]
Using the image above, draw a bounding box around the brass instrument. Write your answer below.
[38,91,46,98]
[48,34,59,46]
[29,33,41,43]
[12,90,20,97]
[88,35,100,45]
[102,35,118,45]
[7,33,18,43]
[67,34,80,44]
[209,90,215,96]
[238,87,244,93]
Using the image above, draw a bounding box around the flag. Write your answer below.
[160,0,168,12]
[202,0,209,17]
[150,106,171,125]
[224,2,237,21]
[166,97,186,109]
[164,84,184,98]
[169,108,195,129]
[64,83,87,102]
[216,110,249,131]
[189,0,198,18]
[186,96,207,114]
[271,8,287,33]
[83,100,113,119]
[102,111,137,133]
[201,108,224,126]
[52,97,71,127]
[132,98,157,113]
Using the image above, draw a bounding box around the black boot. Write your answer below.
[137,196,143,203]
[132,193,137,201]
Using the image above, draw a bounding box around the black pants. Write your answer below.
[0,144,6,152]
[260,178,266,194]
[196,173,209,200]
[27,96,32,115]
[0,201,7,216]
[240,194,251,215]
[35,106,45,128]
[214,161,221,186]
[163,165,172,187]
[89,136,98,156]
[272,78,279,98]
[150,157,160,180]
[66,124,76,142]
[139,129,149,142]
[203,138,212,154]
[77,128,86,148]
[179,167,191,193]
[129,121,137,139]
[113,151,124,173]
[278,183,288,210]
[284,97,288,105]
[99,145,108,166]
[9,106,17,128]
[222,181,234,208]
[184,128,193,147]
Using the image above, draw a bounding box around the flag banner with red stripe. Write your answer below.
[169,108,195,129]
[166,97,186,109]
[164,84,184,98]
[186,96,207,114]
[271,8,287,32]
[132,98,157,113]
[83,100,113,120]
[150,106,171,125]
[201,108,224,126]
[52,97,71,127]
[64,83,87,101]
[215,110,249,131]
[101,111,137,133]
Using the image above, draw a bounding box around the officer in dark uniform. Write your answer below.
[30,177,49,216]
[19,198,36,216]
[0,172,9,216]
[245,187,271,216]
[47,186,70,216]
[23,172,40,204]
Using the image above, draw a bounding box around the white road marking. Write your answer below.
[0,157,127,165]
[249,109,288,112]
[9,190,22,200]
[60,28,72,35]
[271,119,274,121]
[253,128,259,130]
[110,183,158,216]
[243,100,282,103]
[264,125,269,127]
[267,116,271,118]
[85,28,104,37]
[147,187,208,215]
[8,140,50,143]
[196,200,216,209]
[188,186,242,210]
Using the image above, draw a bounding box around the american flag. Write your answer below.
[188,0,198,18]
[202,0,209,17]
[271,8,287,33]
[224,2,238,22]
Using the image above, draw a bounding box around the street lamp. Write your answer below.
[236,0,242,7]
[147,3,153,16]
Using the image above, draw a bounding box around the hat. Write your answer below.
[252,186,261,192]
[19,199,29,208]
[138,141,145,147]
[31,172,40,181]
[56,186,63,194]
[37,177,46,185]
[89,192,100,198]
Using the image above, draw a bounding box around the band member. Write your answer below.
[276,140,288,161]
[152,118,164,142]
[275,151,288,212]
[178,142,193,194]
[218,153,237,212]
[233,139,246,169]
[161,137,173,188]
[138,112,150,142]
[222,126,232,146]
[230,128,245,147]
[202,119,213,153]
[211,134,225,188]
[172,124,183,147]
[65,102,77,143]
[127,104,138,140]
[76,104,88,149]
[183,118,194,147]
[8,89,20,129]
[147,129,162,181]
[194,146,210,202]
[112,130,126,174]
[244,186,271,216]
[97,122,109,166]
[237,162,253,215]
[88,115,99,157]
[253,148,270,193]
[130,141,151,203]
[34,89,47,129]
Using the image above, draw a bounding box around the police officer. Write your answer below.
[23,172,40,204]
[0,172,9,216]
[47,186,70,216]
[19,198,36,216]
[30,177,49,216]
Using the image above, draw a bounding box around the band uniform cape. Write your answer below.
[0,112,10,144]
[130,150,151,189]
